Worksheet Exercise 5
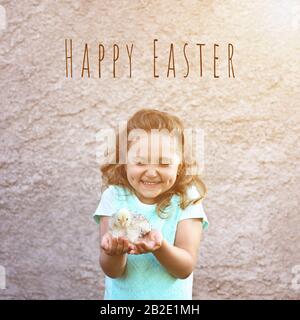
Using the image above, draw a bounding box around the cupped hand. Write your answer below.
[101,232,135,256]
[128,230,163,255]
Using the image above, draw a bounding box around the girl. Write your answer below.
[93,108,209,300]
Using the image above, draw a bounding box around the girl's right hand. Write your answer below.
[101,232,135,256]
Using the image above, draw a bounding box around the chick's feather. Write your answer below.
[108,208,151,243]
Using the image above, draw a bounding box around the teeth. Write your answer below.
[142,181,160,184]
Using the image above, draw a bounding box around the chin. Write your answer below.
[139,188,161,197]
[140,188,158,195]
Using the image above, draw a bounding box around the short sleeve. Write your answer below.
[178,202,209,230]
[93,186,117,224]
[178,184,209,230]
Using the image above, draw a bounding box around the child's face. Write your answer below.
[126,131,181,204]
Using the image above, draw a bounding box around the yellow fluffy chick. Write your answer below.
[109,208,132,238]
[109,208,151,243]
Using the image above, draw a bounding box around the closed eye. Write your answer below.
[159,159,172,166]
[133,158,147,165]
[159,162,171,166]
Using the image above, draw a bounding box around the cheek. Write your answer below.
[126,166,143,181]
[162,168,178,183]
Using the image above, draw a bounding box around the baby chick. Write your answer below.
[126,214,151,243]
[109,208,132,238]
[109,208,151,243]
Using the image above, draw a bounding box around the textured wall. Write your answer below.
[0,0,299,299]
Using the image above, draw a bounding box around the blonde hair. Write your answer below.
[100,108,207,218]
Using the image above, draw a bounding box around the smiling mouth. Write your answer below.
[141,180,161,185]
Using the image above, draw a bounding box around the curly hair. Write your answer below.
[100,108,207,218]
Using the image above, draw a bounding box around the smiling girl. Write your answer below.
[93,108,209,300]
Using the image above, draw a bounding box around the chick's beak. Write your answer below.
[120,216,127,228]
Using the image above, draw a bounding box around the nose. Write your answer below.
[144,164,159,177]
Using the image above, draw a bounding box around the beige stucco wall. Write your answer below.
[0,0,299,299]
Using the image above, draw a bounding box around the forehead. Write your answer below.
[127,130,181,159]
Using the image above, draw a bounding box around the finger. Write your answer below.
[102,234,111,251]
[128,243,135,251]
[102,239,114,255]
[100,237,107,250]
[144,240,157,252]
[122,239,129,253]
[151,232,162,245]
[116,237,125,255]
[130,246,141,254]
[129,243,139,254]
[110,237,119,255]
[116,237,123,255]
[128,244,137,254]
[120,238,130,254]
[147,241,156,249]
[135,242,147,254]
[148,232,155,242]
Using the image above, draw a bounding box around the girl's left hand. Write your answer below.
[128,230,163,254]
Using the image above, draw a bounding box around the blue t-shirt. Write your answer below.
[93,184,209,300]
